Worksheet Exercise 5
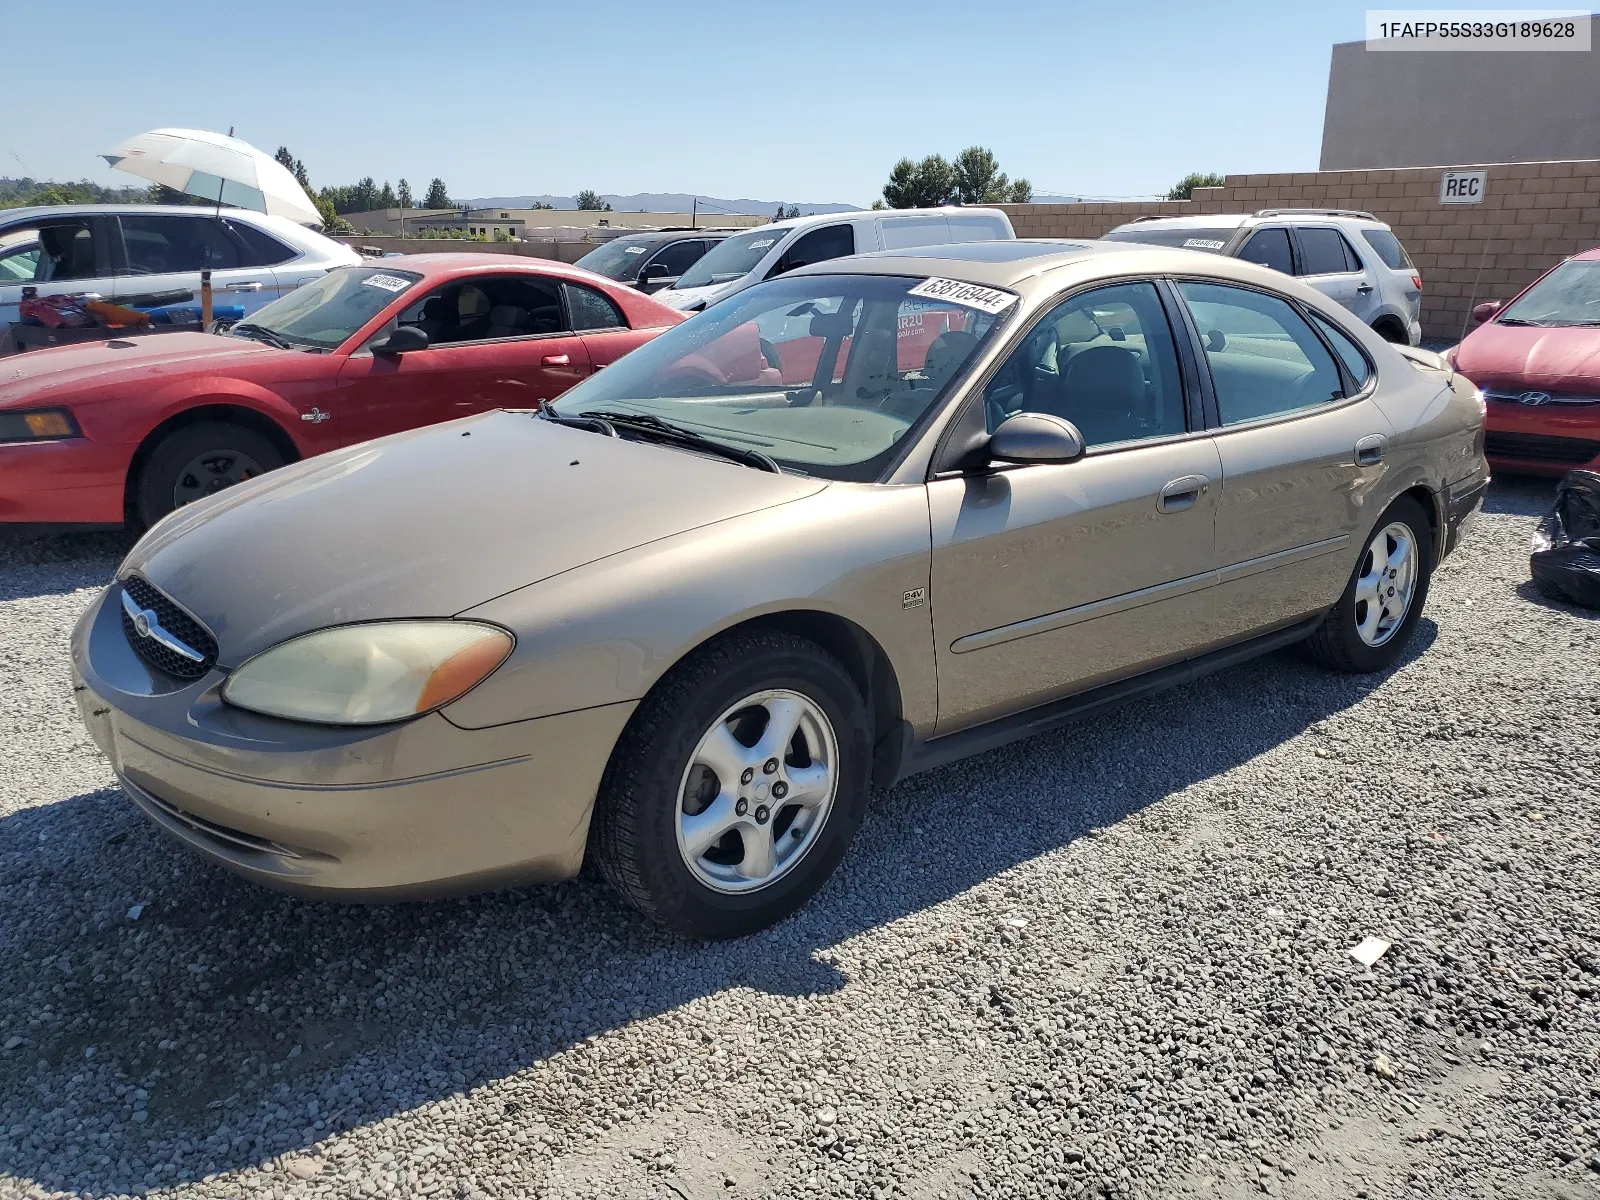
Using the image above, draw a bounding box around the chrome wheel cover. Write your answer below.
[1354,521,1417,647]
[172,449,265,509]
[675,689,838,894]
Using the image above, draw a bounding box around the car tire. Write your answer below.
[1303,495,1434,673]
[134,422,284,529]
[589,629,872,940]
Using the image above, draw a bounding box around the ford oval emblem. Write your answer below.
[133,611,152,638]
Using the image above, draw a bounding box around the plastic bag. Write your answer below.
[1530,469,1600,610]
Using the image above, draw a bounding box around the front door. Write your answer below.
[1174,280,1393,641]
[928,280,1222,735]
[0,214,116,330]
[109,212,281,318]
[335,272,593,445]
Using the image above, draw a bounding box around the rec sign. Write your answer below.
[1440,169,1488,204]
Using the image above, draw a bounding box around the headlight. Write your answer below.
[222,621,513,725]
[0,407,79,443]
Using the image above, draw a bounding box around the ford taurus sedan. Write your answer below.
[71,240,1489,938]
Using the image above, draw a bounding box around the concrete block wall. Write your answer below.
[998,159,1600,341]
[337,238,595,264]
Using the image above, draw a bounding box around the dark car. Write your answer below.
[574,230,739,294]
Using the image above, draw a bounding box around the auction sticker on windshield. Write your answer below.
[1184,238,1228,250]
[362,274,413,292]
[906,277,1017,314]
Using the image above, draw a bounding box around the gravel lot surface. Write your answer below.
[1,478,1596,1200]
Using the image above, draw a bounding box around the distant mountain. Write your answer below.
[463,192,861,217]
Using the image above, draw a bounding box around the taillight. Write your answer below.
[1411,273,1423,293]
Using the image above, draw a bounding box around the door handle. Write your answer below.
[1355,283,1374,294]
[542,354,570,366]
[1354,434,1387,466]
[222,281,264,293]
[1158,474,1209,513]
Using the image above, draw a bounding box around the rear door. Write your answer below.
[109,213,280,317]
[927,280,1222,734]
[1292,226,1374,323]
[1175,279,1392,641]
[335,272,591,444]
[0,213,116,328]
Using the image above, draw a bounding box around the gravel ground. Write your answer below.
[0,478,1596,1200]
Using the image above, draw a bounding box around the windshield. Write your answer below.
[1101,227,1239,252]
[574,238,661,281]
[673,227,787,290]
[236,266,422,349]
[551,273,1012,480]
[1498,259,1600,327]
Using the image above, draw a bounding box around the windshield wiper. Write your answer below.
[231,323,297,350]
[1494,318,1545,327]
[575,409,781,473]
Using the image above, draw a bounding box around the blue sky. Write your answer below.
[10,1,1418,205]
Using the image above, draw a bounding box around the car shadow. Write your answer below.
[0,528,136,603]
[1481,472,1556,517]
[0,617,1437,1196]
[1515,578,1600,620]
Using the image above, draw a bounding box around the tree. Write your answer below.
[575,189,606,211]
[950,146,1034,205]
[1166,172,1227,200]
[423,178,451,208]
[773,203,801,220]
[377,181,397,209]
[396,179,413,209]
[882,154,955,208]
[1007,178,1033,203]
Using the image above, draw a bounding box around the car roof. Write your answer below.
[363,252,624,283]
[1570,246,1600,261]
[1112,211,1389,232]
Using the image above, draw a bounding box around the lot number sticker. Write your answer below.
[362,273,413,292]
[906,277,1017,314]
[1184,238,1228,250]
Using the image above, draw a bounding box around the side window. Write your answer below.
[397,275,566,345]
[1296,227,1356,276]
[982,281,1187,447]
[31,220,99,282]
[647,239,705,279]
[225,220,296,267]
[1361,228,1413,270]
[565,282,627,331]
[1238,228,1293,274]
[0,238,39,283]
[1338,233,1366,273]
[120,215,241,275]
[1310,312,1372,388]
[1178,282,1347,425]
[772,224,855,276]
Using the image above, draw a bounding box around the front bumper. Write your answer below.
[71,587,635,899]
[0,438,129,525]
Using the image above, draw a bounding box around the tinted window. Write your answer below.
[1238,228,1293,274]
[1310,312,1372,387]
[397,275,566,345]
[1361,228,1413,270]
[1102,226,1237,252]
[649,239,707,277]
[225,220,296,267]
[565,282,627,330]
[773,224,855,276]
[32,219,98,282]
[1178,282,1346,425]
[1297,228,1357,276]
[983,281,1186,447]
[120,215,241,274]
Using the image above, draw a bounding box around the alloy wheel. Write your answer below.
[172,450,265,509]
[1354,521,1417,647]
[675,689,838,894]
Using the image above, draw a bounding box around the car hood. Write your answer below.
[656,283,732,311]
[122,410,828,662]
[0,332,280,404]
[1455,323,1600,389]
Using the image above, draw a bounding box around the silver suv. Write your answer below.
[1102,209,1422,345]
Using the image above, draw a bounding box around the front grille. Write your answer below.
[1485,431,1600,466]
[1484,389,1600,407]
[119,575,219,681]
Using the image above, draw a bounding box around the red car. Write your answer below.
[1451,247,1600,476]
[0,253,684,529]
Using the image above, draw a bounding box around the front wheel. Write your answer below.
[133,422,284,529]
[1303,496,1434,673]
[589,629,872,939]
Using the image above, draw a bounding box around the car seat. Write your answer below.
[415,295,457,343]
[923,330,979,392]
[1053,344,1146,445]
[486,305,531,339]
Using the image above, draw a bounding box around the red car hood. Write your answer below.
[0,333,282,406]
[1455,323,1600,390]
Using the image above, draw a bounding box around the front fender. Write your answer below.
[445,483,939,735]
[143,378,307,450]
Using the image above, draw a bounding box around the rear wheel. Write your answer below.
[1303,496,1433,673]
[133,422,284,528]
[589,629,871,939]
[1372,319,1408,344]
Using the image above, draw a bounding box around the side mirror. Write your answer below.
[641,261,671,282]
[987,412,1086,465]
[371,325,429,356]
[1471,300,1503,323]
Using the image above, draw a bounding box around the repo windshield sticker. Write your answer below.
[906,277,1017,314]
[362,273,413,292]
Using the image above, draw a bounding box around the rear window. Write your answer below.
[1361,228,1414,271]
[1101,227,1238,252]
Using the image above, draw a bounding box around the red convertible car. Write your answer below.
[1451,247,1600,476]
[0,253,684,529]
